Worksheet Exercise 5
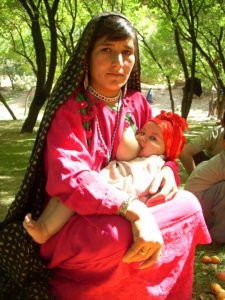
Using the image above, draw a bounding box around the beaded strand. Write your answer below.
[96,95,122,163]
[89,86,121,103]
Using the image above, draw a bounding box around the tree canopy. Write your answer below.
[0,0,225,131]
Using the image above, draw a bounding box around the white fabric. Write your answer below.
[100,155,165,199]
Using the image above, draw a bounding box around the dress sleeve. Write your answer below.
[44,97,131,216]
[164,160,180,186]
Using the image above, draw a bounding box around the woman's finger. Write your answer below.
[139,247,162,269]
[123,240,162,264]
[123,242,149,263]
[146,189,177,207]
[148,173,163,194]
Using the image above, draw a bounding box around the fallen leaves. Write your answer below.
[201,255,221,265]
[200,255,225,299]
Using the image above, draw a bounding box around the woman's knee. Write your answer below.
[150,190,202,228]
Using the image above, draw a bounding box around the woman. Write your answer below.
[23,111,188,245]
[0,13,210,299]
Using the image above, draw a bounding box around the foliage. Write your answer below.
[0,0,225,127]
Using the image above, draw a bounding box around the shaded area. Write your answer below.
[0,120,38,221]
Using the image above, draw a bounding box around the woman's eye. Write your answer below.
[101,47,111,52]
[123,50,131,55]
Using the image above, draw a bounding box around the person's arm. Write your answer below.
[179,143,199,174]
[45,96,136,216]
[179,126,222,174]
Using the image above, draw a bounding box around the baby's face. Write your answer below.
[136,121,165,157]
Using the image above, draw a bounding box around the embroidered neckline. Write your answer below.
[88,86,121,103]
[76,91,123,162]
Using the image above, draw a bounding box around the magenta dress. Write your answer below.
[40,90,211,299]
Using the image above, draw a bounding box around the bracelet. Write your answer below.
[119,195,136,216]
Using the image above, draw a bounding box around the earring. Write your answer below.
[84,66,89,90]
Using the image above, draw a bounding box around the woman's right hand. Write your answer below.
[121,199,163,269]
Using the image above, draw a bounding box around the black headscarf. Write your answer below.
[0,12,141,299]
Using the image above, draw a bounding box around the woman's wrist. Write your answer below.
[119,197,148,222]
[119,195,136,216]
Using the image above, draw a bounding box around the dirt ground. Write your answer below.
[141,83,215,121]
[0,84,216,122]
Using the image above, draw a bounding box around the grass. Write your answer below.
[0,118,224,299]
[0,120,38,220]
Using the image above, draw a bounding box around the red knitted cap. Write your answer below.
[151,110,188,160]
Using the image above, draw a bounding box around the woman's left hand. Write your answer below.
[121,200,163,269]
[146,166,178,207]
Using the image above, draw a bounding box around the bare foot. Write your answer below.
[23,213,49,244]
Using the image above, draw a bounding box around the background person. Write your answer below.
[179,111,225,174]
[146,87,153,104]
[185,136,225,243]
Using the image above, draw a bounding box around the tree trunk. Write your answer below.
[181,88,192,119]
[20,91,46,133]
[217,93,225,119]
[19,0,59,133]
[166,76,174,112]
[0,92,17,120]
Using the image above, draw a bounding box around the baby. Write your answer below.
[23,110,188,244]
[101,110,187,202]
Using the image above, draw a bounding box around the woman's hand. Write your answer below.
[146,166,178,207]
[121,199,163,269]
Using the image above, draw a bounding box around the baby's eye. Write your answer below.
[139,131,145,136]
[149,136,156,141]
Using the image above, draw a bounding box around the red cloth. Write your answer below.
[44,90,154,214]
[41,192,210,300]
[151,110,188,161]
[40,90,211,299]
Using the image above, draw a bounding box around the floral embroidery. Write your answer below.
[77,101,88,109]
[125,112,137,133]
[76,92,98,145]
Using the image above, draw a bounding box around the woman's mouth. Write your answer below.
[107,73,123,78]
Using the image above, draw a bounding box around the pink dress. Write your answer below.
[40,90,211,299]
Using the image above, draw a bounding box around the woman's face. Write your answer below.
[136,121,165,158]
[89,36,135,97]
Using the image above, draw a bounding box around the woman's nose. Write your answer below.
[112,52,124,66]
